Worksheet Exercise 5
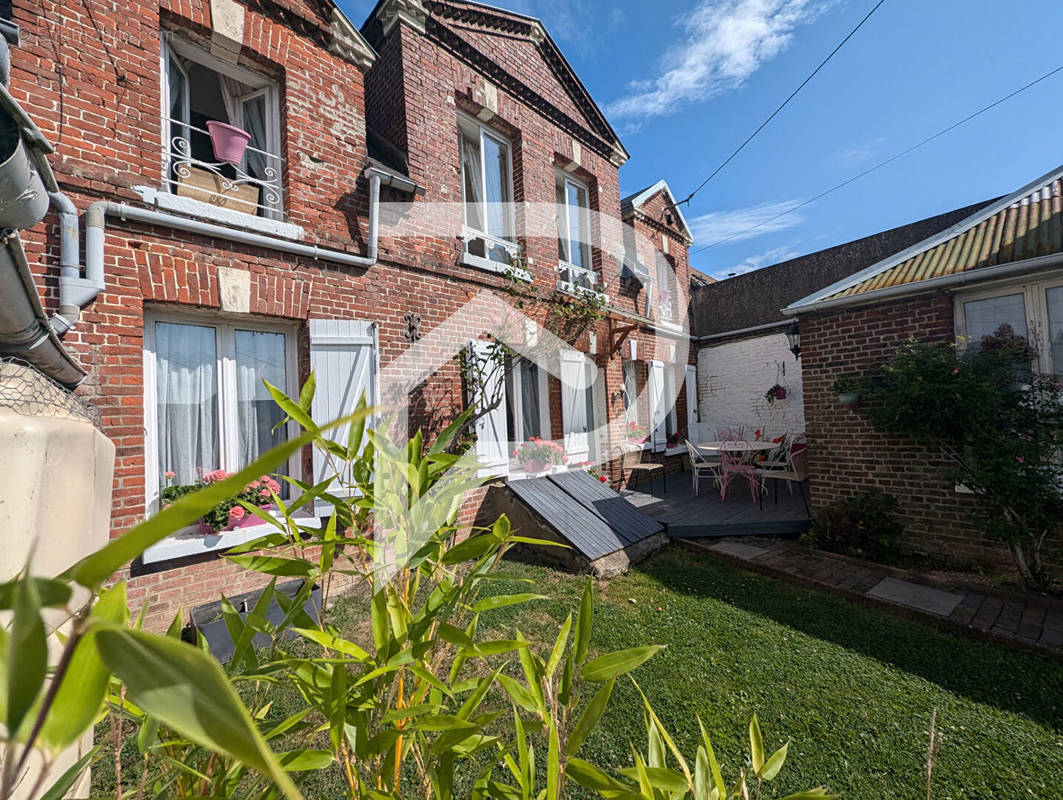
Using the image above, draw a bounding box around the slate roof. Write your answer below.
[800,164,1063,306]
[691,199,995,338]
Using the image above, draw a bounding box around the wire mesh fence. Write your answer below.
[0,356,102,429]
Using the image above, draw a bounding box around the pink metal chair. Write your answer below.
[718,438,759,503]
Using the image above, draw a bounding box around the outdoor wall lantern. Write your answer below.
[785,320,801,360]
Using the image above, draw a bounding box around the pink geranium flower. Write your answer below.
[164,470,176,480]
[203,469,230,484]
[228,505,246,522]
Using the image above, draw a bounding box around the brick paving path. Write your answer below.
[678,538,1063,658]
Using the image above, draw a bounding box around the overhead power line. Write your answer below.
[690,62,1063,256]
[678,0,888,207]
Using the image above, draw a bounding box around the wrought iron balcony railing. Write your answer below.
[164,117,284,219]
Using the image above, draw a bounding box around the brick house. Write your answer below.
[8,0,694,627]
[689,200,992,439]
[786,163,1063,569]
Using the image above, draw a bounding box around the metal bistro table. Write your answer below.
[696,440,777,457]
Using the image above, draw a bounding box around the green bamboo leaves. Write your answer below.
[94,628,304,800]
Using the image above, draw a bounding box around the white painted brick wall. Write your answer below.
[695,332,805,437]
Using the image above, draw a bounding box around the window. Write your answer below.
[621,360,638,428]
[662,365,678,440]
[955,276,1063,375]
[505,356,547,442]
[556,173,599,293]
[1044,287,1063,372]
[459,116,518,271]
[162,36,283,218]
[962,293,1027,349]
[655,252,677,323]
[145,314,297,513]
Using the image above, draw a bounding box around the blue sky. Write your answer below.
[342,0,1063,280]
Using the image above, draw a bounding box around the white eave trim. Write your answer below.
[693,319,791,342]
[621,179,693,242]
[330,6,378,69]
[785,162,1063,312]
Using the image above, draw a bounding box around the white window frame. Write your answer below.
[505,356,551,445]
[953,270,1063,375]
[458,114,523,277]
[555,171,605,299]
[160,34,284,219]
[655,251,678,325]
[142,310,302,550]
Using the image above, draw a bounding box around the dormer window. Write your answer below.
[162,35,283,219]
[556,173,599,295]
[458,115,518,272]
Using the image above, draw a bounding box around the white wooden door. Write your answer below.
[309,319,377,494]
[560,349,591,463]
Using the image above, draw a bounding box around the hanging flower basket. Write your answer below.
[206,120,252,165]
[764,383,788,405]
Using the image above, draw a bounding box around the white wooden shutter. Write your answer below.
[648,359,666,452]
[685,364,698,436]
[560,349,590,462]
[470,341,508,477]
[309,319,376,493]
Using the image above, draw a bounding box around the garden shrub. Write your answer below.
[851,327,1063,591]
[804,490,904,563]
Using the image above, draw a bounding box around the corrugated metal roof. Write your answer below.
[826,171,1063,300]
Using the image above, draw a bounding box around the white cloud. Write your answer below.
[709,243,800,279]
[607,0,830,127]
[826,136,886,167]
[689,198,806,245]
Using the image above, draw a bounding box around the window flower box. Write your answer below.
[162,470,283,535]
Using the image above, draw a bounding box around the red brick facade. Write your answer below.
[11,0,693,628]
[801,291,1059,570]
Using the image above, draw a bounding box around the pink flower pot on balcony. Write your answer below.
[206,120,252,165]
[520,460,547,474]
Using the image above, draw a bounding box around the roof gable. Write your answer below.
[621,180,693,243]
[366,0,627,165]
[788,163,1063,311]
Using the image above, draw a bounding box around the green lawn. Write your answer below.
[456,545,1063,800]
[94,544,1063,799]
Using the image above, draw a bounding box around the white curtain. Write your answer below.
[235,330,288,474]
[155,322,218,485]
[461,133,483,231]
[241,93,269,182]
[482,134,510,238]
[218,75,245,124]
[219,75,269,181]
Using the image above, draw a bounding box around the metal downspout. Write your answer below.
[56,167,388,333]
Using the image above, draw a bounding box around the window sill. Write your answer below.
[664,445,685,456]
[141,516,318,564]
[132,186,306,241]
[460,251,530,281]
[555,280,608,303]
